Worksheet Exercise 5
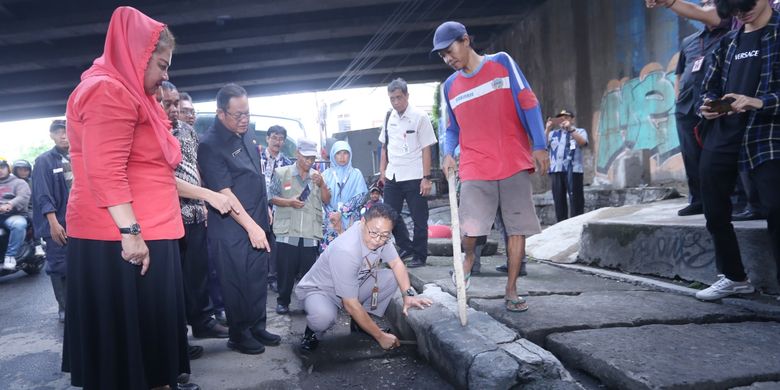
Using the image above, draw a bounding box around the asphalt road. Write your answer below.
[0,270,452,389]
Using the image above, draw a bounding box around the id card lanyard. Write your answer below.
[363,255,381,310]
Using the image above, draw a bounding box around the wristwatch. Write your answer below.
[405,288,416,297]
[422,175,432,180]
[119,223,141,235]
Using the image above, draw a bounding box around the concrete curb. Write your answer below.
[385,284,581,390]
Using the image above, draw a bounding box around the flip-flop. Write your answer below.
[450,270,471,290]
[505,297,528,312]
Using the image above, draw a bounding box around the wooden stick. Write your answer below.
[447,169,468,326]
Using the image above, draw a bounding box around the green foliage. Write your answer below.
[17,142,50,165]
[431,82,441,134]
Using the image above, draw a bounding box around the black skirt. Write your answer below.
[62,238,190,389]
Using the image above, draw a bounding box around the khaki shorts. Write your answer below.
[459,170,541,237]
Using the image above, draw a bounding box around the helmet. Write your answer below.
[13,160,31,170]
[12,160,31,178]
[0,156,9,168]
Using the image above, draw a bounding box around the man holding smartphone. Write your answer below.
[545,110,589,222]
[696,0,780,300]
[269,139,331,314]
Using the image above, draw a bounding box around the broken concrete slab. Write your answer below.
[732,382,780,390]
[471,290,761,346]
[428,238,498,257]
[427,262,653,301]
[578,200,777,293]
[546,322,780,390]
[385,285,578,389]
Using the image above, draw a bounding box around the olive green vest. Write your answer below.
[272,165,324,240]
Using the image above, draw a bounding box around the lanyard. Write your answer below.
[361,254,381,309]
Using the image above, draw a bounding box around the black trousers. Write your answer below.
[751,159,780,284]
[676,113,703,206]
[208,235,269,338]
[384,177,428,261]
[700,150,745,281]
[550,171,584,222]
[276,239,318,306]
[179,222,215,330]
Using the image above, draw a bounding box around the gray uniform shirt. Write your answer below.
[295,221,399,304]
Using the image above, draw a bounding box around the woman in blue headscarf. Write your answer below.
[321,140,368,250]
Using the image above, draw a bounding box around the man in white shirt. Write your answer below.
[379,78,438,268]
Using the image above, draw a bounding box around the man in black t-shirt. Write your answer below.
[697,0,780,301]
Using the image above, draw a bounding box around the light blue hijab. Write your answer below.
[323,140,367,214]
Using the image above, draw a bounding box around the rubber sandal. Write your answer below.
[505,297,528,312]
[450,270,471,290]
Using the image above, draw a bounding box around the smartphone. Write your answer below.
[298,185,311,202]
[705,97,736,114]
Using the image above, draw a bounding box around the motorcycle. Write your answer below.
[0,193,45,277]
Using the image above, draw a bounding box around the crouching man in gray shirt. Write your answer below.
[294,203,432,351]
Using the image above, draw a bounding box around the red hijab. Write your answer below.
[81,6,181,169]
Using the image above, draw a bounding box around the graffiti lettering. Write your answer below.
[594,62,681,175]
[631,230,713,270]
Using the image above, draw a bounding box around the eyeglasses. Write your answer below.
[180,108,196,116]
[268,135,285,143]
[224,110,250,121]
[299,155,316,162]
[366,227,392,241]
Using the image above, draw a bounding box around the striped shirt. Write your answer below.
[442,52,546,181]
[702,10,780,170]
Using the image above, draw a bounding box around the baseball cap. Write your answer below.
[555,109,575,118]
[431,21,467,53]
[297,139,318,157]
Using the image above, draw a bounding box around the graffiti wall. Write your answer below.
[592,56,686,184]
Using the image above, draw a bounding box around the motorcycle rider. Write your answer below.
[0,157,32,270]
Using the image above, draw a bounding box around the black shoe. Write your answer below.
[214,310,227,326]
[398,250,414,260]
[227,331,265,355]
[176,383,200,390]
[269,280,279,293]
[678,203,703,216]
[177,373,190,384]
[495,259,528,276]
[732,209,765,221]
[192,320,229,339]
[300,327,319,351]
[519,259,527,277]
[187,345,204,360]
[275,304,290,315]
[406,258,426,268]
[252,328,281,346]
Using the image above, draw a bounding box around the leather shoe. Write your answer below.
[300,326,319,352]
[227,330,265,355]
[252,328,281,346]
[276,304,289,314]
[398,250,414,260]
[677,203,703,216]
[176,383,200,390]
[495,259,528,276]
[187,345,203,360]
[406,258,426,268]
[732,209,765,221]
[214,310,227,326]
[192,320,229,339]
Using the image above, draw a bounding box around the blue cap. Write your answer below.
[431,21,467,53]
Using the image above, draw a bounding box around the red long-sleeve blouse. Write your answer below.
[65,75,184,241]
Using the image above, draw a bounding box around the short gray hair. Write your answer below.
[387,78,408,95]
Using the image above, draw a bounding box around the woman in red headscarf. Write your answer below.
[62,6,189,389]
